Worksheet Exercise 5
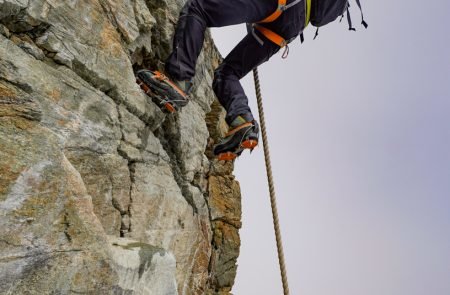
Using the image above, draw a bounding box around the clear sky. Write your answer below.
[211,0,450,294]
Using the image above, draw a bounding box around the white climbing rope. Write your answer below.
[252,67,290,295]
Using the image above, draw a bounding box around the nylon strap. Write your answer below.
[154,71,188,98]
[254,0,311,48]
[254,24,287,47]
[225,122,254,137]
[259,0,287,23]
[305,0,311,27]
[346,7,356,31]
[354,0,368,28]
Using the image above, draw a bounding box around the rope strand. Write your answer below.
[252,68,290,295]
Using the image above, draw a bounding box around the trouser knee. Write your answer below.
[181,0,209,26]
[212,65,230,99]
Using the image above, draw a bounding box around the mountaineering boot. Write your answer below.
[214,114,259,161]
[136,69,192,113]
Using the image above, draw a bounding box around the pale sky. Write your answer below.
[212,1,450,294]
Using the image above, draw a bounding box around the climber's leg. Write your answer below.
[137,0,275,113]
[213,31,280,125]
[165,0,277,81]
[212,31,280,159]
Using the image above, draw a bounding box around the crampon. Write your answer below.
[135,69,190,114]
[214,118,259,161]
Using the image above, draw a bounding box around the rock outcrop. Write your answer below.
[0,0,241,294]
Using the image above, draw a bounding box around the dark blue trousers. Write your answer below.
[165,0,306,124]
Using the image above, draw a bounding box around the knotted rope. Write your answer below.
[252,68,290,295]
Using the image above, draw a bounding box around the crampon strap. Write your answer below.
[153,71,188,99]
[225,122,254,137]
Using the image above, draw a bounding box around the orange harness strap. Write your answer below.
[254,0,309,48]
[259,0,287,23]
[253,24,287,47]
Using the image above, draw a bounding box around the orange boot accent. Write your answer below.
[137,78,153,95]
[225,122,254,137]
[218,152,238,161]
[164,102,176,113]
[241,139,258,149]
[153,71,188,99]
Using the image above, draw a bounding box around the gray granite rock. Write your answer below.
[0,0,242,294]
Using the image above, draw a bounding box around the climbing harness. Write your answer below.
[251,0,368,52]
[252,68,290,295]
[250,0,311,58]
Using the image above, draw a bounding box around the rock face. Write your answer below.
[0,0,242,294]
